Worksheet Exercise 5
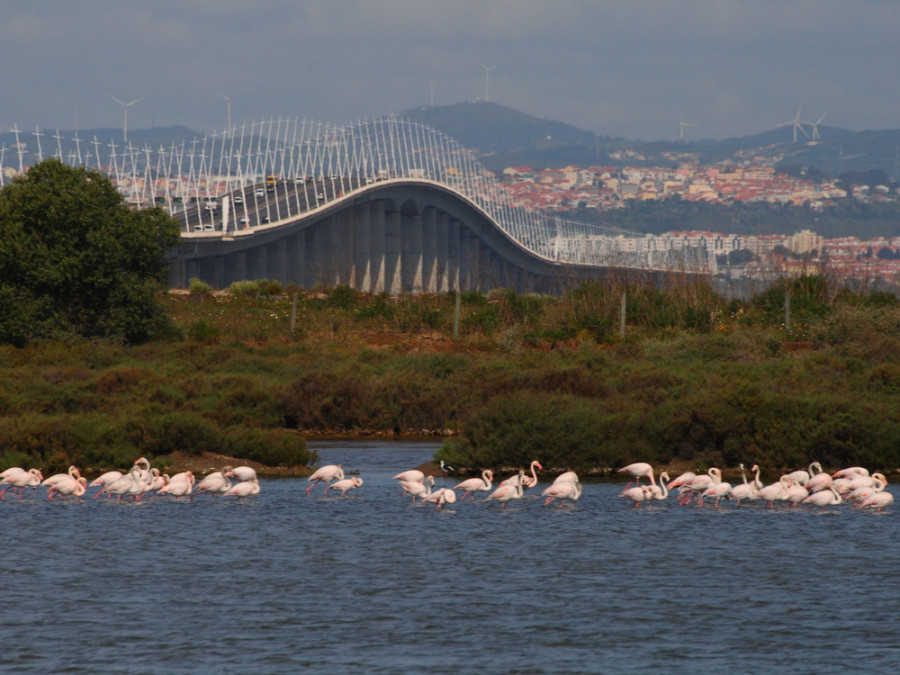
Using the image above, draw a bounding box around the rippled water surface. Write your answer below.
[3,440,900,673]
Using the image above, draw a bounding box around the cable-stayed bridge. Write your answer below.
[2,118,713,293]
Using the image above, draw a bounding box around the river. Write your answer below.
[1,439,898,673]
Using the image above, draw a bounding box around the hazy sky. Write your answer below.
[2,0,897,141]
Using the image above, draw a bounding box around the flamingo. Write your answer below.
[847,474,887,504]
[195,467,233,501]
[552,471,580,485]
[787,461,823,487]
[678,467,722,505]
[859,490,894,511]
[454,470,494,500]
[89,470,123,490]
[666,470,695,489]
[48,476,87,500]
[423,487,457,510]
[307,464,344,495]
[802,485,843,510]
[0,468,43,500]
[227,466,258,482]
[499,461,542,488]
[645,472,670,503]
[401,475,434,502]
[785,480,809,507]
[755,475,792,508]
[41,465,82,489]
[618,462,656,491]
[486,471,525,508]
[619,485,653,507]
[806,466,833,493]
[225,477,261,501]
[833,466,869,479]
[542,479,583,505]
[730,464,760,504]
[158,472,195,497]
[94,466,142,503]
[330,477,364,497]
[392,469,425,483]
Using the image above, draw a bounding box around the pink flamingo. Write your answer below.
[226,466,258,482]
[454,470,494,500]
[618,462,656,491]
[48,476,88,500]
[89,470,124,491]
[195,467,233,501]
[859,490,894,511]
[330,477,363,497]
[306,464,344,495]
[542,479,582,505]
[392,469,425,483]
[401,475,434,502]
[802,486,842,510]
[500,461,542,488]
[42,465,82,489]
[620,485,653,507]
[225,477,261,501]
[486,471,525,508]
[158,472,195,497]
[0,468,43,500]
[422,487,457,510]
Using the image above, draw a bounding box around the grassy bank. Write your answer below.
[2,276,900,477]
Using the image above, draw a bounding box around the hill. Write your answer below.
[399,101,899,178]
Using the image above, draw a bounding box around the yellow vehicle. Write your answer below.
[266,174,278,191]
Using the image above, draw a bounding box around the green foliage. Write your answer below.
[0,159,181,345]
[189,277,213,296]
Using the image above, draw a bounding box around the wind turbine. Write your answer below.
[777,103,808,143]
[479,63,497,102]
[806,112,827,141]
[220,93,232,135]
[675,109,697,142]
[109,94,142,145]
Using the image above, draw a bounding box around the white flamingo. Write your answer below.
[499,461,542,488]
[401,475,434,502]
[307,464,345,495]
[454,470,494,500]
[618,462,656,491]
[330,477,363,497]
[542,479,583,505]
[486,471,525,508]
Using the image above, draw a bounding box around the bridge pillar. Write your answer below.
[170,258,187,289]
[233,251,247,282]
[385,209,402,294]
[248,246,267,280]
[271,241,287,283]
[422,208,437,293]
[370,201,386,293]
[288,232,306,287]
[401,213,423,293]
[436,213,449,293]
[447,219,459,292]
[351,204,371,292]
[336,210,352,287]
[213,256,225,288]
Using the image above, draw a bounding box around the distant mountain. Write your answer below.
[398,101,900,179]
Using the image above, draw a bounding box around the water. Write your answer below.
[2,440,899,673]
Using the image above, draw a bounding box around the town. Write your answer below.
[498,163,900,289]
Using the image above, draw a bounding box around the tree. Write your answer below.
[0,159,181,346]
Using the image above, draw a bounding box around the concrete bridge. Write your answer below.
[167,178,664,294]
[10,116,708,293]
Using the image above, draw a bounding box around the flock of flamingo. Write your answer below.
[307,459,581,510]
[617,461,894,511]
[0,455,893,512]
[0,457,260,502]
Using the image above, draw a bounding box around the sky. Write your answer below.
[1,0,898,142]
